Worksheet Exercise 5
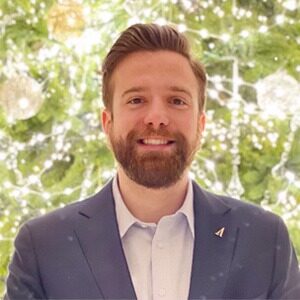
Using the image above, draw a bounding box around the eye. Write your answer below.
[128,97,143,105]
[171,98,186,106]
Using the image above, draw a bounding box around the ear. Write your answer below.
[198,111,206,133]
[101,109,112,135]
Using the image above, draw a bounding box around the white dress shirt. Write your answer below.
[113,177,195,300]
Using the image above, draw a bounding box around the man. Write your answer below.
[5,23,300,299]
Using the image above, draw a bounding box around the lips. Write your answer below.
[138,138,175,145]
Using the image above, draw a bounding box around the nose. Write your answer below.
[143,100,169,129]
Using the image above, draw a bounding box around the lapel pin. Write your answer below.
[215,227,225,238]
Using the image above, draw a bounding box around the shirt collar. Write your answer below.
[113,176,195,239]
[177,178,195,238]
[113,176,137,238]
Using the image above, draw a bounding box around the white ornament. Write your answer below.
[283,0,298,11]
[0,75,44,120]
[227,165,244,198]
[256,70,300,116]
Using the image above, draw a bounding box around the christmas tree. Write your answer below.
[0,0,300,295]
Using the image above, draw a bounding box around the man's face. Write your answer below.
[102,50,206,188]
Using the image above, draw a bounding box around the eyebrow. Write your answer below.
[121,87,146,98]
[168,86,193,98]
[121,86,193,98]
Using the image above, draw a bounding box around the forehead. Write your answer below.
[110,50,199,96]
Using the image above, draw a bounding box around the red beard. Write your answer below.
[109,126,198,188]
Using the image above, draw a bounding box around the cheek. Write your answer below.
[185,120,201,142]
[115,110,142,128]
[111,117,134,140]
[181,117,196,132]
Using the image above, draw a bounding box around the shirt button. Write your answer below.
[158,288,166,297]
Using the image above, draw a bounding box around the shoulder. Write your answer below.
[192,181,283,230]
[23,180,114,233]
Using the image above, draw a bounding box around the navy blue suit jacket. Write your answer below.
[5,181,300,299]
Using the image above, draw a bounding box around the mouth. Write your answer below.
[138,138,175,145]
[136,137,175,150]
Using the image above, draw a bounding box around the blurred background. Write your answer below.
[0,0,300,296]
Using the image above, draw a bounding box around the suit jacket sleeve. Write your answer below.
[268,217,300,299]
[5,224,47,300]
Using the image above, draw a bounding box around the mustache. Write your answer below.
[126,127,177,140]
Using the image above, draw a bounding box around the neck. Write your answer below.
[116,167,189,224]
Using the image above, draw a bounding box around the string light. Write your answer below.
[199,28,209,38]
[258,25,268,33]
[220,33,231,42]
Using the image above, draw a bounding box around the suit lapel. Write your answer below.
[72,180,238,299]
[74,181,136,299]
[188,182,239,299]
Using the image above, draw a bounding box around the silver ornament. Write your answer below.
[256,70,300,115]
[0,75,44,120]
